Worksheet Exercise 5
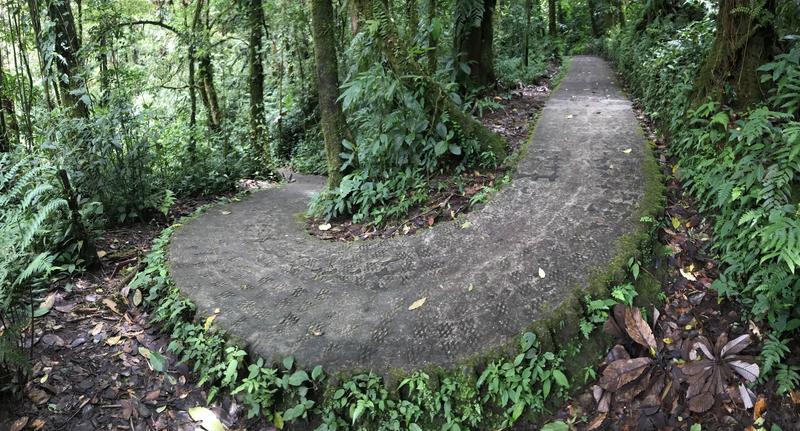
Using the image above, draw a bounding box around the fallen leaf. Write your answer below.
[408,297,427,310]
[566,114,574,119]
[624,307,657,351]
[31,419,45,430]
[26,387,50,404]
[789,389,800,405]
[33,293,56,317]
[90,322,104,336]
[204,314,216,331]
[538,268,546,279]
[97,250,107,258]
[679,267,697,281]
[133,289,142,306]
[598,357,652,391]
[106,335,122,346]
[671,216,681,230]
[622,148,632,154]
[318,223,332,231]
[460,220,472,229]
[188,406,226,431]
[144,390,161,402]
[10,417,28,431]
[103,298,120,314]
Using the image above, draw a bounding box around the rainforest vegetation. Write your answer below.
[1,0,800,429]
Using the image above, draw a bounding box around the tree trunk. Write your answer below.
[248,0,269,164]
[453,0,496,90]
[693,0,777,109]
[523,0,531,67]
[187,0,202,159]
[587,0,599,37]
[0,46,19,152]
[548,0,557,36]
[427,0,437,73]
[407,0,418,37]
[47,0,89,118]
[617,0,625,26]
[310,0,350,189]
[27,0,54,111]
[355,0,505,157]
[197,5,221,134]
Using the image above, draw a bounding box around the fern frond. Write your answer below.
[20,198,68,251]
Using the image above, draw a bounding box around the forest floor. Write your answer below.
[0,73,556,431]
[3,60,798,431]
[306,70,555,242]
[543,101,800,431]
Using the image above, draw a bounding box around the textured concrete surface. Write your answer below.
[169,56,646,372]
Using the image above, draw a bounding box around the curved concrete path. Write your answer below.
[169,56,646,372]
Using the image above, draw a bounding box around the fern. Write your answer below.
[775,365,800,394]
[760,335,790,377]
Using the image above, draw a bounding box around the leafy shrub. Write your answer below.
[0,154,99,392]
[309,27,496,224]
[606,4,800,390]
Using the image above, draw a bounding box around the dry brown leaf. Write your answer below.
[31,419,45,430]
[679,267,697,281]
[586,412,607,430]
[598,357,652,392]
[688,391,714,413]
[408,297,427,310]
[624,307,657,351]
[26,387,50,405]
[103,298,120,314]
[90,322,104,336]
[10,416,28,431]
[106,335,122,346]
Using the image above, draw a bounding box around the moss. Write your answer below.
[145,58,666,430]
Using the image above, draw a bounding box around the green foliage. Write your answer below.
[0,155,98,392]
[309,23,496,224]
[607,5,800,390]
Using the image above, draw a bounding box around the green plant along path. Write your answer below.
[141,56,659,427]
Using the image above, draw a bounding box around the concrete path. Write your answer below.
[169,56,646,372]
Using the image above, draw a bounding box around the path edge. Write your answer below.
[130,72,666,429]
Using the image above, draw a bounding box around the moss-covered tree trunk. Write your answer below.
[453,0,496,90]
[427,0,437,73]
[310,0,350,189]
[354,0,505,158]
[523,0,531,67]
[548,0,557,36]
[47,0,89,118]
[248,0,269,165]
[693,0,777,109]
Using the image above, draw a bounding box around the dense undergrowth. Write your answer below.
[605,0,800,393]
[124,203,659,430]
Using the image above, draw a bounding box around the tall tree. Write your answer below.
[47,0,89,118]
[310,0,350,188]
[406,0,418,37]
[453,0,497,90]
[353,0,505,157]
[548,0,556,36]
[587,0,599,37]
[693,0,777,109]
[523,0,531,67]
[247,0,270,165]
[427,0,437,73]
